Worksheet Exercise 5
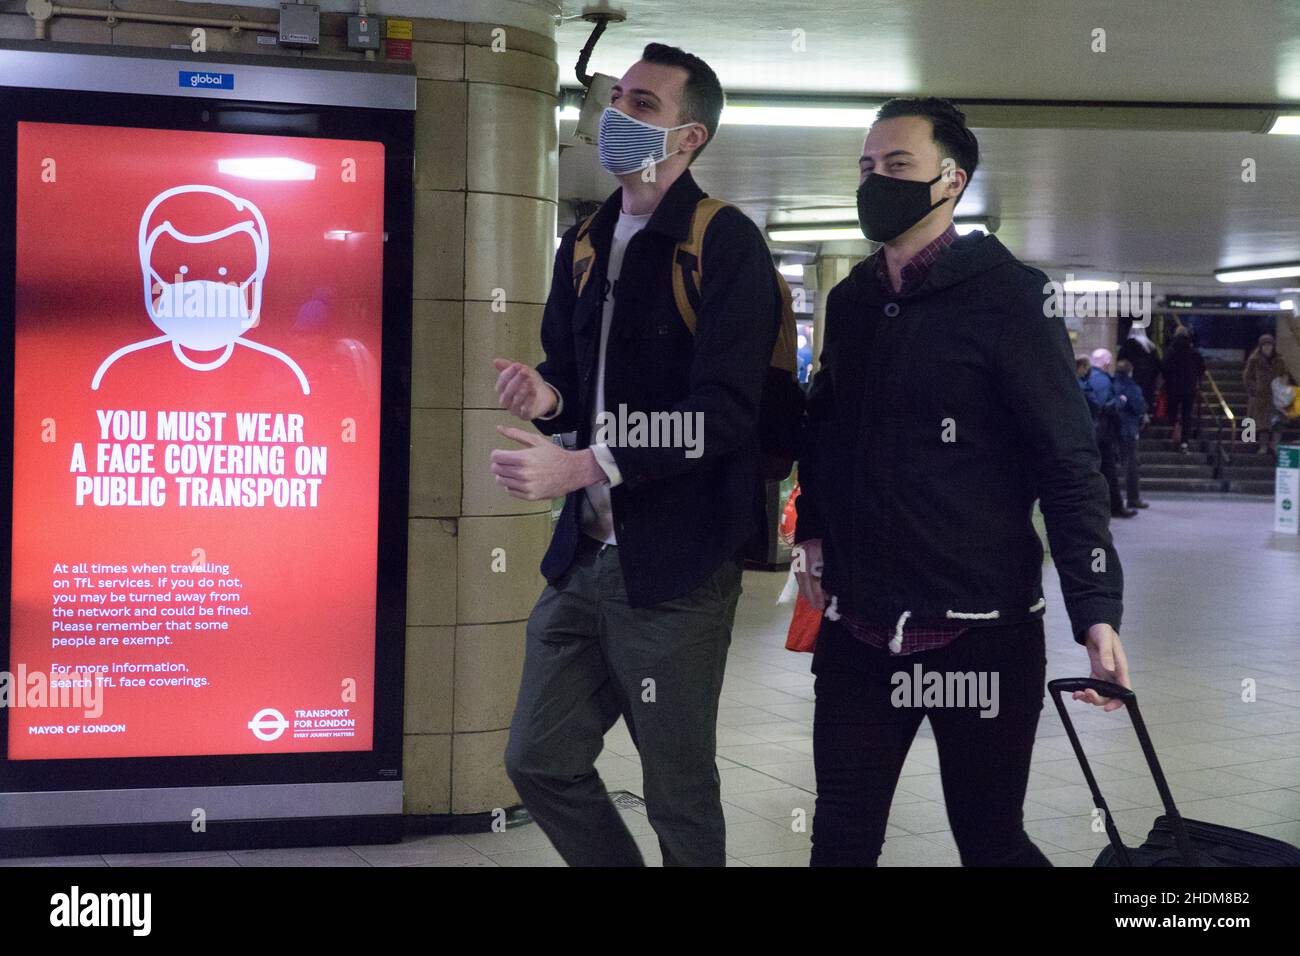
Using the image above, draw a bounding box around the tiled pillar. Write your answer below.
[811,256,859,375]
[1074,314,1120,364]
[403,18,559,817]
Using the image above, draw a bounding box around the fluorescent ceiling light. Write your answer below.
[218,157,316,181]
[557,103,876,129]
[1063,279,1121,292]
[720,105,877,128]
[1268,115,1300,134]
[1215,263,1300,283]
[770,207,855,225]
[778,263,804,279]
[768,225,862,242]
[768,217,989,243]
[1281,299,1295,311]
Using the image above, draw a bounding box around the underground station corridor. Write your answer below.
[1,0,1299,940]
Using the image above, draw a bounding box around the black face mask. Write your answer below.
[856,172,948,242]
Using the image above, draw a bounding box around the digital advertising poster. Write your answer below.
[8,121,387,760]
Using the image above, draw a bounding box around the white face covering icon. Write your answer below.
[92,184,309,394]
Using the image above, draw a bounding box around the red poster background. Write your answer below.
[9,121,385,758]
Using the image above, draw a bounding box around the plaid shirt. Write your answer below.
[840,223,964,655]
[873,222,958,295]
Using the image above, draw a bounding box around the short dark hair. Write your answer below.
[874,97,979,202]
[640,42,724,164]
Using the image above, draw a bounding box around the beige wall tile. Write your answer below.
[467,83,557,201]
[1,14,36,39]
[315,11,349,38]
[402,733,452,814]
[409,407,461,518]
[411,299,463,409]
[204,26,284,56]
[406,517,457,627]
[451,728,517,814]
[456,512,550,625]
[412,40,464,81]
[462,302,546,410]
[105,19,196,48]
[465,44,557,96]
[464,193,556,305]
[48,15,113,44]
[465,21,556,61]
[414,79,467,192]
[404,625,454,735]
[412,189,465,301]
[453,622,526,733]
[408,18,465,44]
[104,0,265,18]
[305,32,373,63]
[462,408,552,518]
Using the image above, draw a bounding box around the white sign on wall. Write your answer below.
[1275,446,1300,534]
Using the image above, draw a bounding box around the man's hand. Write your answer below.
[493,357,557,422]
[1077,623,1132,712]
[792,538,827,610]
[490,426,605,500]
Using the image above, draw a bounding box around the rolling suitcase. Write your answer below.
[1048,678,1300,867]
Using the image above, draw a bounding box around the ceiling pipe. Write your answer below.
[26,0,280,39]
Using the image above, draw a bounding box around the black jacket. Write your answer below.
[795,233,1123,643]
[533,171,781,606]
[1118,336,1162,398]
[1162,336,1205,397]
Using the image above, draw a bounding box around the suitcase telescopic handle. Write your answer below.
[1047,678,1199,866]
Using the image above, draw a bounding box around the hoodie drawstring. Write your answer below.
[889,610,911,654]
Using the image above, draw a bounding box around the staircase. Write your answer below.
[1137,357,1300,495]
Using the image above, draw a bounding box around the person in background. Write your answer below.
[1113,358,1148,509]
[1243,333,1284,456]
[797,331,814,386]
[1075,354,1092,382]
[1081,348,1136,518]
[1162,325,1205,454]
[1118,324,1162,411]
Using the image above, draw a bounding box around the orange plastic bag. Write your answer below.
[784,591,822,653]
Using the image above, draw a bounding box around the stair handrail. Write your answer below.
[1203,367,1235,430]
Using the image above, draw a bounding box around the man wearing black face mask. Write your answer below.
[793,97,1131,866]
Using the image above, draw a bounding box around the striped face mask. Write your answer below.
[597,106,695,175]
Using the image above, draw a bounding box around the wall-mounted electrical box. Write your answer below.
[279,2,321,48]
[347,15,381,51]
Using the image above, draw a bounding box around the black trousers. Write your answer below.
[1167,391,1197,443]
[1119,434,1142,505]
[1097,431,1125,513]
[810,616,1051,867]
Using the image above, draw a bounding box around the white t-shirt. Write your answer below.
[580,210,651,544]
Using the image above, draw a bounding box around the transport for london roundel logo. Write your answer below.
[248,707,289,742]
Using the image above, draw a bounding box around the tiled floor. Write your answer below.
[8,494,1300,867]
